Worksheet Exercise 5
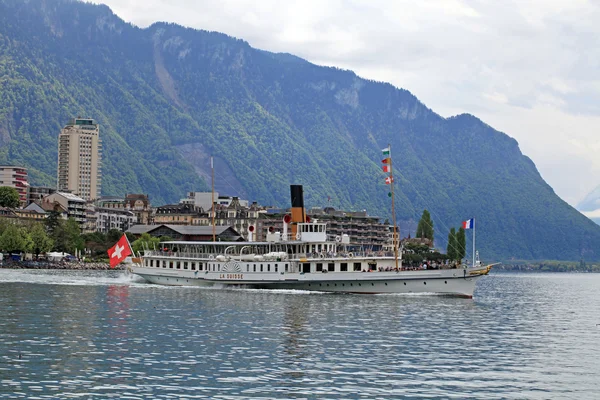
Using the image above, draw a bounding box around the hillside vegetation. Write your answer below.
[1,0,599,261]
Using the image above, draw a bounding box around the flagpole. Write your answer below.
[211,156,215,242]
[124,233,134,255]
[472,218,476,267]
[388,143,399,269]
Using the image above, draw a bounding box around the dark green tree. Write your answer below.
[447,227,457,260]
[132,232,161,256]
[0,223,31,253]
[30,222,54,257]
[416,209,434,242]
[457,227,466,261]
[52,218,83,254]
[106,229,123,246]
[45,210,61,235]
[0,187,20,208]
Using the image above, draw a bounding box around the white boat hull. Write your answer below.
[130,266,489,298]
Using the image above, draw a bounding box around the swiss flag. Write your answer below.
[107,234,132,268]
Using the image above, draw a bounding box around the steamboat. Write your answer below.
[130,185,492,297]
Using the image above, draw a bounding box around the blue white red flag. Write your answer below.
[462,218,474,229]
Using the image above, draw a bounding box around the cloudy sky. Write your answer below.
[96,0,600,207]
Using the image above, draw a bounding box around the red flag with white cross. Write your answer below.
[107,234,132,268]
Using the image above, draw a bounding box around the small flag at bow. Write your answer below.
[382,147,390,156]
[382,157,391,164]
[382,165,391,173]
[462,218,474,229]
[385,176,394,185]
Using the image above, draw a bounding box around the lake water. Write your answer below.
[1,269,599,399]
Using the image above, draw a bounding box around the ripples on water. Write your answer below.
[1,269,599,399]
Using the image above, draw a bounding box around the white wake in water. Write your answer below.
[0,268,149,287]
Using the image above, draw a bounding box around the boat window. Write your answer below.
[267,264,270,272]
[218,265,221,272]
[340,263,348,272]
[253,264,256,272]
[285,264,289,272]
[275,265,278,272]
[353,262,361,271]
[246,264,249,272]
[316,263,323,272]
[191,262,195,271]
[328,263,335,272]
[199,262,203,271]
[302,263,311,273]
[169,262,174,269]
[260,264,263,272]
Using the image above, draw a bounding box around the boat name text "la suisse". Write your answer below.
[220,273,244,279]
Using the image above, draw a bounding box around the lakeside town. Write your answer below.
[0,117,407,264]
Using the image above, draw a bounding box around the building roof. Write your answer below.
[40,200,67,213]
[54,192,86,202]
[24,202,46,213]
[125,193,149,200]
[155,203,199,214]
[0,165,27,169]
[95,207,135,216]
[127,224,234,235]
[98,196,124,202]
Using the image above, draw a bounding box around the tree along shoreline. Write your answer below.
[0,260,122,270]
[494,262,600,273]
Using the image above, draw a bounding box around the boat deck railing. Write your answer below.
[143,250,398,261]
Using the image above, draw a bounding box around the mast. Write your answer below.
[389,144,399,269]
[382,144,399,269]
[211,156,215,242]
[472,218,476,267]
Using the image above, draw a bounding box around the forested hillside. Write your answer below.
[1,0,599,261]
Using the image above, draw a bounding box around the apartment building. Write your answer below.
[0,165,28,205]
[57,118,102,201]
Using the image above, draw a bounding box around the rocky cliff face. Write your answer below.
[578,185,600,225]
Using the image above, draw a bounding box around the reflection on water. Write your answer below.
[0,270,599,399]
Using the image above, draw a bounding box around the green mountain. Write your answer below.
[1,0,599,261]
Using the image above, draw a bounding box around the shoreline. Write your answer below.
[0,261,123,270]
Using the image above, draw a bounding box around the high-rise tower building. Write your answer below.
[57,118,102,201]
